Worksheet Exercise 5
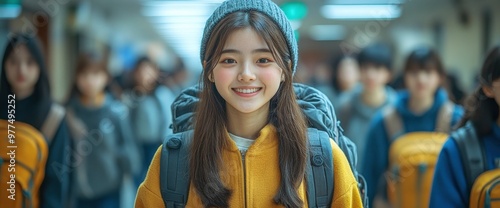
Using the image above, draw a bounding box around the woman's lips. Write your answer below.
[232,87,262,97]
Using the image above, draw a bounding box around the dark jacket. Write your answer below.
[66,93,140,199]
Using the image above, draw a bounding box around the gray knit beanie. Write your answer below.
[200,0,298,74]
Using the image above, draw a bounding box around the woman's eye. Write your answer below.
[222,59,236,64]
[257,58,270,63]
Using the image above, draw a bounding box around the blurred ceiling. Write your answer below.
[17,0,499,69]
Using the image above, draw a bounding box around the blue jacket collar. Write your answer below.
[395,87,448,118]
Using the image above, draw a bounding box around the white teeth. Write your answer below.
[234,88,260,94]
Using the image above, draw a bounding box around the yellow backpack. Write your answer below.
[469,169,500,208]
[384,101,455,208]
[0,120,48,208]
[0,103,65,208]
[451,122,500,208]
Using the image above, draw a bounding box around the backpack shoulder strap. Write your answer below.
[435,101,455,133]
[41,103,66,143]
[65,107,89,141]
[306,128,334,208]
[450,122,485,192]
[160,130,193,208]
[382,106,404,141]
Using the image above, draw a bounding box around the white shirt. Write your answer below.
[229,133,255,152]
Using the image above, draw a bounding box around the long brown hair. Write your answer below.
[458,46,500,137]
[190,11,308,208]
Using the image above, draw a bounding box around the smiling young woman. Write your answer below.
[135,0,363,207]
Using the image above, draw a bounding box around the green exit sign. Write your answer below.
[0,0,21,18]
[0,0,21,4]
[280,1,307,21]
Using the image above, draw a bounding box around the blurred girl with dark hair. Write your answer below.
[0,34,71,208]
[430,46,500,207]
[328,55,361,108]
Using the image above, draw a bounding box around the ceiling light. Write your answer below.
[321,5,401,19]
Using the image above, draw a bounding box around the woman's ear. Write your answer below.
[482,85,495,98]
[204,61,215,83]
[283,61,292,82]
[208,73,214,82]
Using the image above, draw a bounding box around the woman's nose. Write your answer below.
[238,62,256,82]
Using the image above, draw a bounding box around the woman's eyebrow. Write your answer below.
[221,49,240,54]
[252,48,271,54]
[220,48,271,54]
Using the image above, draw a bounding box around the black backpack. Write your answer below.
[159,83,368,207]
[451,121,500,207]
[451,121,484,192]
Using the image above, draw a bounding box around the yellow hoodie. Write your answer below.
[135,125,363,207]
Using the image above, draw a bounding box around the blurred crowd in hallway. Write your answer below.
[1,0,500,207]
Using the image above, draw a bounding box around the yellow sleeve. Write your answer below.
[134,146,165,208]
[330,140,363,208]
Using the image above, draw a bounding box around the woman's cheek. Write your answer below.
[259,68,282,86]
[213,67,237,84]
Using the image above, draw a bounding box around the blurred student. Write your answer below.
[311,63,334,96]
[0,34,71,208]
[65,53,140,208]
[430,46,500,207]
[338,43,396,168]
[361,47,464,208]
[164,61,190,96]
[322,54,360,108]
[126,57,175,184]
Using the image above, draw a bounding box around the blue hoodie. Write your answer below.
[430,123,500,207]
[361,88,464,206]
